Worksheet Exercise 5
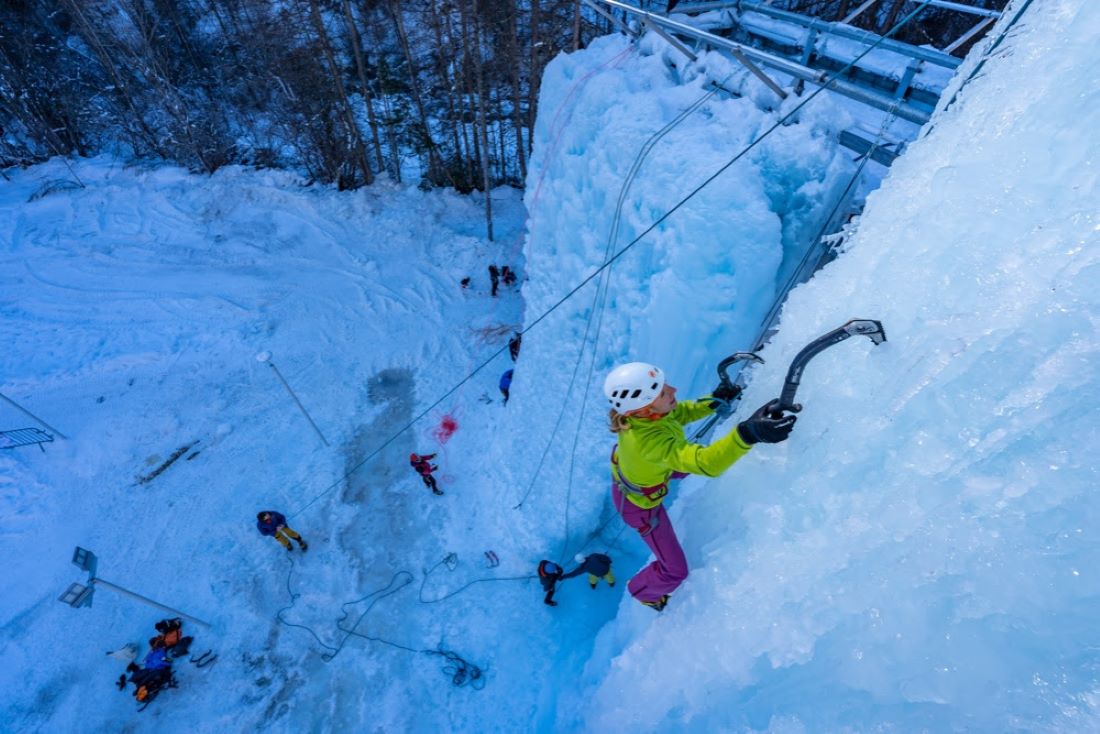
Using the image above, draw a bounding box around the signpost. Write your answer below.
[58,546,212,628]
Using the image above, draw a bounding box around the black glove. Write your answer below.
[709,382,742,409]
[737,399,798,444]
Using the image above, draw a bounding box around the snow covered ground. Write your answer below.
[3,0,1098,731]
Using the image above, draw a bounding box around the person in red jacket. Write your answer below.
[410,453,443,495]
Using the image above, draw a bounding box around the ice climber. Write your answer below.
[256,510,309,552]
[410,452,443,495]
[500,369,514,404]
[604,362,796,611]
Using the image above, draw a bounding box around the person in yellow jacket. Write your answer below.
[604,362,796,611]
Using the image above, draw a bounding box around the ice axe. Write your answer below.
[690,351,764,442]
[713,352,764,415]
[771,319,887,417]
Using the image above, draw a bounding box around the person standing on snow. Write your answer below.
[489,264,500,297]
[604,362,796,611]
[569,552,615,590]
[256,510,309,553]
[538,560,565,606]
[410,453,444,495]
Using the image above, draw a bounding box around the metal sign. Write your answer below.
[71,546,98,577]
[58,582,95,608]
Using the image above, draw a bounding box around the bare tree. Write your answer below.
[307,0,373,187]
[342,0,387,174]
[386,0,445,185]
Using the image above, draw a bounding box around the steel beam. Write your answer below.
[720,0,961,68]
[839,129,901,165]
[595,0,931,123]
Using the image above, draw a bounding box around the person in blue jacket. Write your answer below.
[499,369,514,405]
[256,510,308,553]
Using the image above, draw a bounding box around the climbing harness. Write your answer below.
[610,447,671,509]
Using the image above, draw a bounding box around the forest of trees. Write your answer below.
[0,0,1008,196]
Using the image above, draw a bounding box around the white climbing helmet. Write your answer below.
[604,362,665,413]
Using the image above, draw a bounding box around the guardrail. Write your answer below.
[587,0,935,123]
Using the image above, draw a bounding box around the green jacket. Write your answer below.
[611,398,752,509]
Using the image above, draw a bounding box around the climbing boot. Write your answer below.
[433,488,444,496]
[298,539,309,552]
[639,595,670,612]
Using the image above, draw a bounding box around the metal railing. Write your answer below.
[684,0,964,69]
[589,0,935,123]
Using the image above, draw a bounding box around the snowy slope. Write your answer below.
[0,163,541,732]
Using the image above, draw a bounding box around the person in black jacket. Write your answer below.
[256,511,308,552]
[570,552,616,589]
[538,560,565,606]
[488,264,500,297]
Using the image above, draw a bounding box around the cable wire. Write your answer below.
[288,0,935,521]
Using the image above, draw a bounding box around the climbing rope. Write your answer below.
[418,556,536,604]
[274,559,494,689]
[288,0,935,526]
[556,71,740,563]
[754,101,902,349]
[553,3,934,558]
[928,0,1037,135]
[516,71,736,514]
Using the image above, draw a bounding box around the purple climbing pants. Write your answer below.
[612,480,689,602]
